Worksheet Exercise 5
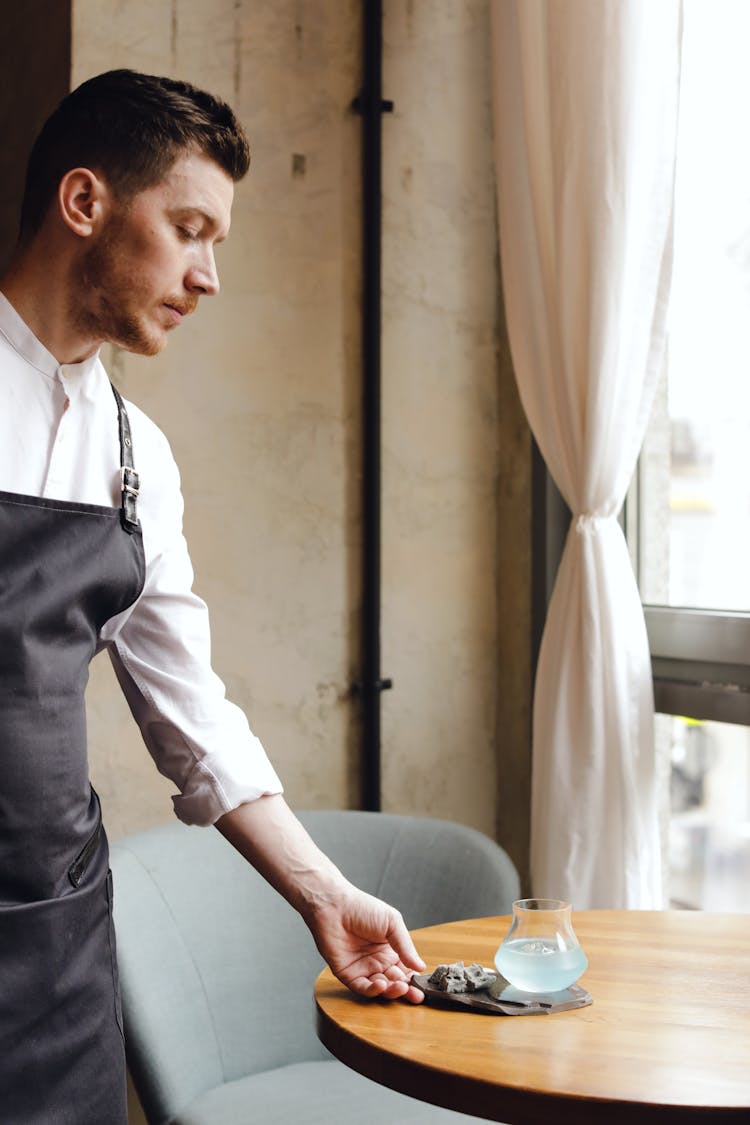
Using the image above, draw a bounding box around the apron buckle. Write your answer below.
[120,466,140,533]
[120,466,140,497]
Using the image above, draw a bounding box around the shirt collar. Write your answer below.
[0,290,102,387]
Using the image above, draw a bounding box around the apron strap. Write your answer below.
[110,384,139,533]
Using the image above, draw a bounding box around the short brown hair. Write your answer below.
[19,69,250,239]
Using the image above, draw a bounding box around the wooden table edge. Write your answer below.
[315,978,750,1123]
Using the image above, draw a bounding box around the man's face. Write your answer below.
[74,150,234,356]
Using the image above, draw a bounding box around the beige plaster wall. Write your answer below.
[73,0,364,838]
[379,2,504,835]
[68,0,532,862]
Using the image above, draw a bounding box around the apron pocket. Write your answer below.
[0,866,127,1119]
[68,790,103,887]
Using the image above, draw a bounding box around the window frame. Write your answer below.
[625,460,750,726]
[537,468,750,727]
[645,607,750,725]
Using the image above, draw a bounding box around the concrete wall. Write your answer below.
[0,0,534,863]
[73,0,366,836]
[66,0,533,862]
[380,3,522,836]
[379,0,532,872]
[0,0,535,862]
[0,0,534,857]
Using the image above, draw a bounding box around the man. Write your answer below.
[0,69,424,1124]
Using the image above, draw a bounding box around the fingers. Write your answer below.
[341,964,426,1005]
[386,913,427,974]
[349,976,425,1003]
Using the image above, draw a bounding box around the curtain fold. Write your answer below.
[491,0,682,907]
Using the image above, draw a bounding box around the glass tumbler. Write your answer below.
[494,898,588,993]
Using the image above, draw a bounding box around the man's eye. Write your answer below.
[178,226,198,241]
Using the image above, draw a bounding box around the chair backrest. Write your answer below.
[110,810,520,1124]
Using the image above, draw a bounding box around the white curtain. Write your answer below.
[491,1,682,907]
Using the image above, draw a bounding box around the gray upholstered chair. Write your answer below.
[110,810,520,1124]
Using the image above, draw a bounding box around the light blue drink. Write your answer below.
[494,938,588,993]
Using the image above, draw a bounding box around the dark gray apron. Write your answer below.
[0,385,145,1124]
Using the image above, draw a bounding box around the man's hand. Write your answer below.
[216,794,426,1003]
[307,887,426,1003]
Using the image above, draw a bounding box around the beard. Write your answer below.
[73,216,168,357]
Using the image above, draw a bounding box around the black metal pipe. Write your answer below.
[353,0,392,812]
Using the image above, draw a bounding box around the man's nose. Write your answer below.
[186,250,220,296]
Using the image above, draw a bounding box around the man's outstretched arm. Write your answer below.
[215,793,426,1003]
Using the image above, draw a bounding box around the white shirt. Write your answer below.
[0,292,282,825]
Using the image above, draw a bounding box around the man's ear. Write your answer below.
[57,168,110,237]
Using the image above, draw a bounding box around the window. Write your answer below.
[631,0,750,911]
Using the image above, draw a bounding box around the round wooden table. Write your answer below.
[315,911,750,1123]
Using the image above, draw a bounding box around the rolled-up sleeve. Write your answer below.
[99,412,283,825]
